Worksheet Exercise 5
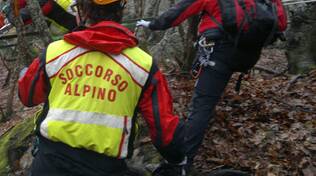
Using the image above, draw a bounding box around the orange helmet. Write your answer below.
[92,0,126,5]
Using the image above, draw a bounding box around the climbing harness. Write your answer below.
[191,36,216,79]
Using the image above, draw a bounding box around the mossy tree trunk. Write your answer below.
[0,117,34,175]
[286,4,316,74]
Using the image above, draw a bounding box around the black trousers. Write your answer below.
[184,37,262,166]
[184,40,235,165]
[185,66,233,162]
[30,136,127,176]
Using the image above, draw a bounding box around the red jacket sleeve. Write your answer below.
[18,58,49,107]
[138,64,184,163]
[149,0,208,30]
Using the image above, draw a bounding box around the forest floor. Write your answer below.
[0,48,315,176]
[167,49,316,176]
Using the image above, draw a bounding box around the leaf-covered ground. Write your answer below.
[167,49,316,176]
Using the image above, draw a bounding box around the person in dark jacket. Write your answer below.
[137,0,264,172]
[18,0,186,175]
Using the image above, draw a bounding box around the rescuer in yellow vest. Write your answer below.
[3,0,77,35]
[48,0,77,34]
[18,0,187,175]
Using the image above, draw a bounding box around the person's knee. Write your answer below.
[191,93,220,110]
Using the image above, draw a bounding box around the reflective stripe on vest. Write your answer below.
[46,46,88,78]
[45,46,149,87]
[40,109,132,157]
[49,0,76,34]
[55,0,75,15]
[42,40,152,158]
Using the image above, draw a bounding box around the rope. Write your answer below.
[283,0,316,5]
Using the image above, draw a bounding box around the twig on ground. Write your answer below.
[271,97,315,113]
[254,65,281,75]
[285,74,304,91]
[275,67,289,77]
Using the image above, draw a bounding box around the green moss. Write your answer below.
[0,117,34,175]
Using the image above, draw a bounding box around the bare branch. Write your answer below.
[0,57,11,88]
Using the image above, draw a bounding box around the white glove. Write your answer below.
[136,20,151,28]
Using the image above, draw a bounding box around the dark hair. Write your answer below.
[77,0,125,23]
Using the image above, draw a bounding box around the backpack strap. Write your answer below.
[263,1,279,46]
[208,14,225,32]
[207,14,234,42]
[206,1,247,47]
[234,0,253,47]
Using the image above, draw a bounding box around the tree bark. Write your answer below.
[1,0,30,122]
[133,0,145,18]
[26,0,52,46]
[181,16,199,71]
[286,4,316,74]
[0,0,51,122]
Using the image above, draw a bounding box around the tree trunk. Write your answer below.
[0,117,35,175]
[0,0,51,122]
[286,4,316,74]
[1,0,30,122]
[181,16,199,71]
[26,0,52,47]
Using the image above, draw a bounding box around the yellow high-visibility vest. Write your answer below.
[55,0,74,14]
[41,40,152,158]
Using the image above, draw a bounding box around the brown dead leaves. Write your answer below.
[168,68,315,175]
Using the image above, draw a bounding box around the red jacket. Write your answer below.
[18,21,184,163]
[149,0,287,35]
[149,0,222,34]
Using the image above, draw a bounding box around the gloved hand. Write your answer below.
[136,20,151,28]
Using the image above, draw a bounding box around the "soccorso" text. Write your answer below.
[58,64,130,102]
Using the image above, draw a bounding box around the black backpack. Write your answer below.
[212,0,287,48]
[207,0,288,91]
